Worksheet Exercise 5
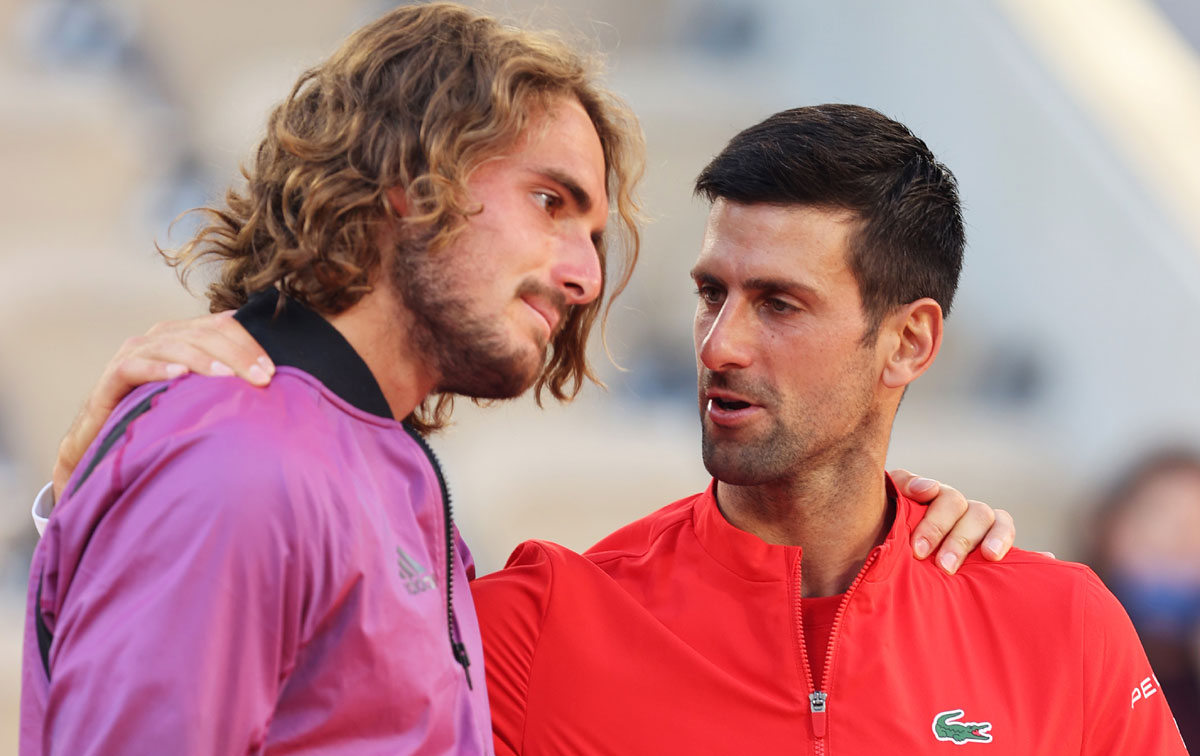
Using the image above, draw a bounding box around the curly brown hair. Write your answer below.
[169,2,644,431]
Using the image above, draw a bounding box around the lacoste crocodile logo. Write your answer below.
[932,709,993,745]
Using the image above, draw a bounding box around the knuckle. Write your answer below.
[967,500,996,526]
[939,485,968,511]
[112,360,135,380]
[145,320,172,337]
[919,522,948,541]
[115,356,144,377]
[121,334,146,352]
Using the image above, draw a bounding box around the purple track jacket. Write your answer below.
[21,290,492,754]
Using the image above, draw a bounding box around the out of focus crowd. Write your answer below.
[1088,449,1200,747]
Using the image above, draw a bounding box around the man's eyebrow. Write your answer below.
[743,277,819,298]
[690,269,818,298]
[538,168,593,213]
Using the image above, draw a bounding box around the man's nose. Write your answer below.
[698,303,753,371]
[551,232,603,306]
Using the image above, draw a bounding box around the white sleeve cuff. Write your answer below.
[33,481,55,537]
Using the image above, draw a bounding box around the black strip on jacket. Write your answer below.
[38,386,168,680]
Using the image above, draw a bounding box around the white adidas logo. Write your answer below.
[396,547,437,594]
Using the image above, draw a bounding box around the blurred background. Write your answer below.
[2,0,1199,748]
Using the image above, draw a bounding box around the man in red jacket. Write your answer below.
[471,105,1189,754]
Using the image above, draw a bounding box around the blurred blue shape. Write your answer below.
[17,0,139,71]
[15,0,216,235]
[679,0,763,58]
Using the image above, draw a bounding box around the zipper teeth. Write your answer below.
[800,544,885,756]
[792,557,822,756]
[823,545,883,689]
[793,557,817,698]
[402,424,471,685]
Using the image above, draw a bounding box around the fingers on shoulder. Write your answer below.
[910,483,969,543]
[116,313,272,385]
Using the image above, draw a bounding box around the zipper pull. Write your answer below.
[452,641,474,690]
[809,691,828,738]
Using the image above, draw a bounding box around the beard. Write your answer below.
[390,242,557,400]
[699,371,800,486]
[701,419,803,486]
[698,368,877,487]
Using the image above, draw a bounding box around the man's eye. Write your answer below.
[534,191,563,213]
[765,298,794,313]
[696,286,723,305]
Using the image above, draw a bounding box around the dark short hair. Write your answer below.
[694,104,964,337]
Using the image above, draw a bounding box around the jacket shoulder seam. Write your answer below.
[586,511,693,568]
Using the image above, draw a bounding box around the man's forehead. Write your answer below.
[694,200,858,281]
[521,98,609,203]
[704,199,856,229]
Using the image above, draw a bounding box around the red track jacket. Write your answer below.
[472,482,1187,755]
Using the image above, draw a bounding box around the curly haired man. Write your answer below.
[21,5,640,753]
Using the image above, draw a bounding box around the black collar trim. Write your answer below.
[234,289,393,419]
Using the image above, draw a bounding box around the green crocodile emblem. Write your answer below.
[932,709,993,745]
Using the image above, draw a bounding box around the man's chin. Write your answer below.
[438,354,542,400]
[701,429,794,486]
[702,449,764,486]
[704,463,771,488]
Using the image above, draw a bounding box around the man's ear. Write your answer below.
[386,186,408,216]
[880,298,943,389]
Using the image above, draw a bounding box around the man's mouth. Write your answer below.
[521,296,561,338]
[703,389,764,427]
[517,281,568,340]
[711,397,752,411]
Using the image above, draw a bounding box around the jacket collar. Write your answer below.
[692,475,913,586]
[234,288,394,420]
[693,480,799,582]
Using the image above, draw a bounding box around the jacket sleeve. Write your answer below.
[1080,570,1189,754]
[471,541,556,756]
[39,430,309,755]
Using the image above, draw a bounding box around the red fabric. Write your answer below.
[472,482,1185,753]
[801,593,841,690]
[472,481,1188,755]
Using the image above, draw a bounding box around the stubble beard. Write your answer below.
[700,411,804,487]
[698,370,878,488]
[698,372,797,486]
[390,243,544,400]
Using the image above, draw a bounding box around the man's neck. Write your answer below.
[325,285,437,422]
[715,454,894,598]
